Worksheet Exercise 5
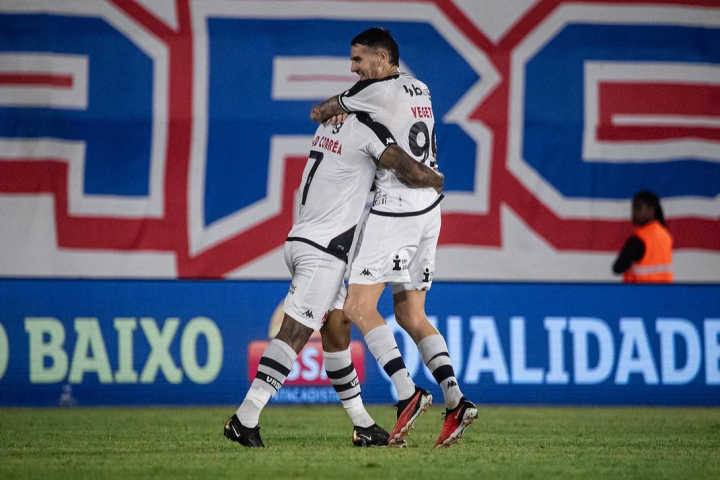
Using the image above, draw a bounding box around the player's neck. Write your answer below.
[378,65,399,79]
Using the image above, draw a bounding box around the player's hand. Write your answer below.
[323,112,348,126]
[310,105,323,122]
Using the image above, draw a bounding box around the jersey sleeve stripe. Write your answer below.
[339,74,400,112]
[355,112,396,144]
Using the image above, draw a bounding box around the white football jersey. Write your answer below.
[338,72,441,214]
[287,113,397,262]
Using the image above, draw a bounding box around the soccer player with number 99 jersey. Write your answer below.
[311,27,478,448]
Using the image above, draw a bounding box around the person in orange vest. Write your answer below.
[613,191,673,283]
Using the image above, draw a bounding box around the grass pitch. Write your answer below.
[1,405,718,479]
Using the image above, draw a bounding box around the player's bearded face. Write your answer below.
[350,45,383,81]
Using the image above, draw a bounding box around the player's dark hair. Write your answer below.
[633,190,665,226]
[351,27,400,66]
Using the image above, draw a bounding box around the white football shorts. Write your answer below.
[349,205,440,293]
[283,240,348,331]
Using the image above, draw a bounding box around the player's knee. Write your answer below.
[320,310,351,351]
[394,304,419,327]
[276,315,314,353]
[393,305,408,327]
[342,300,360,323]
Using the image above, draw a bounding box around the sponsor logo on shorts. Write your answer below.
[392,255,409,272]
[422,268,433,283]
[289,283,296,295]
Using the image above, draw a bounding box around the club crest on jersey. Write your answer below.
[372,192,387,207]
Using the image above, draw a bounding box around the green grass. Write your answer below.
[1,405,719,479]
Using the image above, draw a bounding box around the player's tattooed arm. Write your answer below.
[379,145,444,194]
[310,96,348,125]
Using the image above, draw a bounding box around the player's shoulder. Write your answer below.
[342,73,401,98]
[396,72,430,94]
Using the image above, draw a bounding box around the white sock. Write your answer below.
[324,348,374,428]
[364,325,415,401]
[236,339,296,427]
[418,334,462,409]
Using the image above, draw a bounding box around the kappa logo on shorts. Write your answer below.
[302,309,314,319]
[360,269,372,277]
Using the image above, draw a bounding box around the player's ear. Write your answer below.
[377,49,389,64]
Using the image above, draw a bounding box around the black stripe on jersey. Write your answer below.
[328,225,356,258]
[338,74,400,111]
[370,194,444,217]
[286,236,349,263]
[355,112,396,148]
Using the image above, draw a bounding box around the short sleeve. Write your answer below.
[338,78,390,115]
[350,113,397,160]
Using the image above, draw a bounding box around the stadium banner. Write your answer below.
[1,0,719,282]
[0,279,718,407]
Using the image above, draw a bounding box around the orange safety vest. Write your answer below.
[623,220,673,283]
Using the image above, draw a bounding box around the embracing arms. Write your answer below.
[311,96,348,125]
[379,145,443,194]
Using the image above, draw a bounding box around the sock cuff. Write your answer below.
[271,338,298,364]
[418,334,448,363]
[364,324,392,344]
[322,347,352,360]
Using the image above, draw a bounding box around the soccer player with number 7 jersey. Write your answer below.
[311,27,478,448]
[224,110,443,448]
